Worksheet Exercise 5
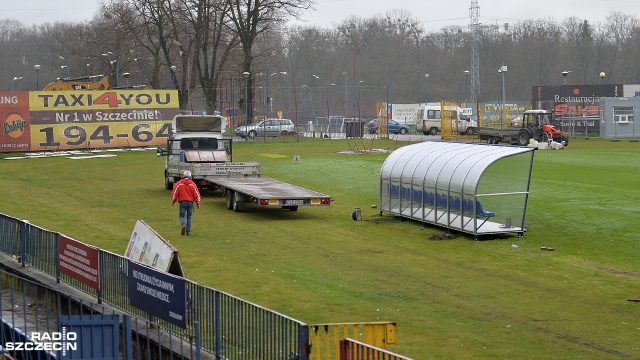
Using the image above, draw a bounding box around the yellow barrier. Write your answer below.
[439,101,478,142]
[310,322,397,360]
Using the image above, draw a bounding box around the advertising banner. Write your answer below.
[57,234,100,290]
[390,103,421,124]
[128,260,186,328]
[125,220,182,275]
[0,89,179,152]
[532,84,622,115]
[0,92,31,152]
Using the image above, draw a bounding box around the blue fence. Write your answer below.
[0,212,309,359]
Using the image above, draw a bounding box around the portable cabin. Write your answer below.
[379,142,536,238]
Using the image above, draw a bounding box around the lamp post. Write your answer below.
[464,70,470,103]
[135,58,145,85]
[353,43,366,118]
[34,65,40,90]
[311,74,322,132]
[330,83,336,138]
[500,65,507,107]
[418,70,422,104]
[600,71,606,84]
[302,84,309,136]
[343,72,348,118]
[123,72,130,89]
[242,71,250,128]
[358,80,364,123]
[102,52,119,87]
[59,56,69,78]
[425,73,429,103]
[11,76,23,91]
[280,72,290,119]
[498,65,507,124]
[112,60,119,87]
[562,70,570,85]
[266,72,280,119]
[169,66,177,89]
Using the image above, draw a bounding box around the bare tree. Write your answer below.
[173,0,240,114]
[510,19,562,91]
[605,12,640,83]
[562,17,595,83]
[226,0,313,121]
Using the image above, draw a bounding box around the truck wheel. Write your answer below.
[233,192,245,212]
[165,175,173,190]
[517,130,531,146]
[487,137,495,144]
[248,130,257,139]
[422,131,430,135]
[429,127,438,135]
[225,190,234,210]
[466,127,475,135]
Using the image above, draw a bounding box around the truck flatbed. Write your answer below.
[206,176,331,212]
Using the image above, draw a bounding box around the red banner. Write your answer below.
[58,234,100,290]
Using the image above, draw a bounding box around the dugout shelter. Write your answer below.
[379,142,536,238]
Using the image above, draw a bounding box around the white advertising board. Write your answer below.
[125,220,184,276]
[391,103,421,124]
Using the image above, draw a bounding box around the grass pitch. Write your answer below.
[1,138,639,359]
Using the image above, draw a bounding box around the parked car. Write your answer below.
[366,119,410,135]
[236,119,295,138]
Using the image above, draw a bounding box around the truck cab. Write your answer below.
[165,114,231,190]
[416,105,477,135]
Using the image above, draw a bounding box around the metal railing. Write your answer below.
[0,268,199,360]
[1,212,410,359]
[0,213,309,359]
[339,339,413,360]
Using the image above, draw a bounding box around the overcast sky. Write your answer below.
[0,0,637,32]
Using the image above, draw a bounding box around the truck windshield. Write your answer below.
[180,138,220,150]
[169,138,233,160]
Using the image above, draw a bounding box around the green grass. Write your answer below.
[1,138,640,359]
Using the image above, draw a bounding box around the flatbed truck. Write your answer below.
[209,177,331,212]
[164,114,331,212]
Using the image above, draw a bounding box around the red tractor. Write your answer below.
[480,109,570,146]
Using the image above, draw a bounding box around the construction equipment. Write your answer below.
[41,75,149,91]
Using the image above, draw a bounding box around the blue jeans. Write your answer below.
[179,202,194,233]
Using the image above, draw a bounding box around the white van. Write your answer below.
[416,105,477,135]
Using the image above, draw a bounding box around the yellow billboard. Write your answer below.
[0,89,180,152]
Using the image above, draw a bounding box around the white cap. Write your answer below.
[183,170,192,179]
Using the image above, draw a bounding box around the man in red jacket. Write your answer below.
[171,170,201,236]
